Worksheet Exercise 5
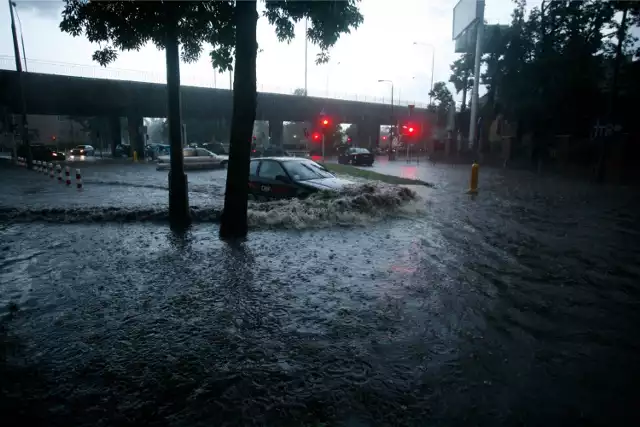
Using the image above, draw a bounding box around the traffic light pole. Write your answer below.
[322,133,325,162]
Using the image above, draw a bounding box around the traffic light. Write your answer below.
[347,136,352,143]
[312,132,321,141]
[401,123,418,137]
[321,118,330,128]
[51,136,57,141]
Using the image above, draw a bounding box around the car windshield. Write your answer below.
[350,148,370,154]
[283,160,335,181]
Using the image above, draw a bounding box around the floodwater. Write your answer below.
[1,159,639,426]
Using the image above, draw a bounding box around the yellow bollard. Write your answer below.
[133,151,138,162]
[468,161,479,194]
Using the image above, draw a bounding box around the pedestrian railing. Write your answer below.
[0,56,429,108]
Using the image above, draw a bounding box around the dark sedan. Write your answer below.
[338,147,374,166]
[248,157,354,200]
[17,144,66,162]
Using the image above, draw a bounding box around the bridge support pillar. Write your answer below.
[108,116,121,157]
[269,119,283,147]
[127,115,145,160]
[356,121,380,149]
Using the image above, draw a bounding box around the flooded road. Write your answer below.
[1,160,639,426]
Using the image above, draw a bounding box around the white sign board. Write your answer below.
[453,0,483,40]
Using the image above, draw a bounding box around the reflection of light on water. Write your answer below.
[400,166,417,180]
[391,265,416,274]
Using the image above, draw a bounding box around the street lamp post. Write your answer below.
[413,42,436,106]
[8,0,31,168]
[378,79,395,161]
[304,17,308,96]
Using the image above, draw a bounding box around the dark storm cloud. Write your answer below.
[11,0,63,18]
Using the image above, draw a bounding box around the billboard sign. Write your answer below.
[453,0,484,40]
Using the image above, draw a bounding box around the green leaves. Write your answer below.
[60,0,363,70]
[448,0,640,136]
[264,0,363,64]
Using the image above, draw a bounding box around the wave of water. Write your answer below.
[0,184,422,229]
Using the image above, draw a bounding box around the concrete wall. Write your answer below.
[0,70,431,126]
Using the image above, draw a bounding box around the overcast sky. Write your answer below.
[0,0,543,106]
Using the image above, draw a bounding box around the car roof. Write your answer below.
[251,156,310,162]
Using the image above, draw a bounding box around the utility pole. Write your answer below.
[468,1,485,152]
[8,0,31,168]
[304,17,308,96]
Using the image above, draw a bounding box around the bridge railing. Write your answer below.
[0,56,428,109]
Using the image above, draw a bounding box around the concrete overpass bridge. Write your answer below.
[0,70,432,151]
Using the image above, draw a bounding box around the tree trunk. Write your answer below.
[219,1,258,239]
[165,3,190,228]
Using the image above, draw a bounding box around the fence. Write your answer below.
[0,56,428,108]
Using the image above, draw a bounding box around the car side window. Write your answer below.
[258,160,286,179]
[183,148,196,157]
[249,160,259,176]
[195,148,211,157]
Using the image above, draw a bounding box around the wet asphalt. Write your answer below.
[1,157,639,426]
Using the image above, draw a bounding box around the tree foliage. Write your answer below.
[429,82,454,126]
[450,0,640,142]
[60,0,363,70]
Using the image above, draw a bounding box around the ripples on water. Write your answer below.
[1,167,640,426]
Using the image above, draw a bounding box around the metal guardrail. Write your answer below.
[0,56,429,109]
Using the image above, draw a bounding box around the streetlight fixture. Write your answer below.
[413,42,435,106]
[378,79,396,161]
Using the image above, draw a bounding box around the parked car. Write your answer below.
[202,142,228,155]
[114,144,131,158]
[145,143,170,159]
[17,144,66,162]
[338,147,375,166]
[156,147,228,170]
[69,145,95,157]
[248,157,354,201]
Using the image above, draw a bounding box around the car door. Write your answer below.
[255,160,297,199]
[195,148,218,168]
[248,160,261,196]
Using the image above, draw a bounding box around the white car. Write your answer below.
[156,147,228,170]
[69,145,95,157]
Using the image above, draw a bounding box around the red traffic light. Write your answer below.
[401,123,418,136]
[322,119,329,126]
[312,132,321,141]
[382,136,387,140]
[51,136,57,141]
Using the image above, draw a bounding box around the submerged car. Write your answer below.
[156,147,228,170]
[338,147,374,166]
[248,157,354,200]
